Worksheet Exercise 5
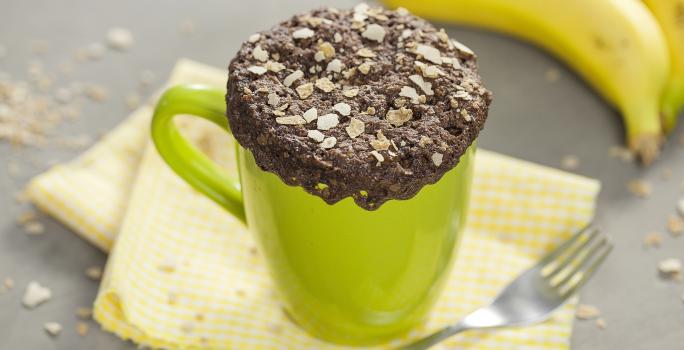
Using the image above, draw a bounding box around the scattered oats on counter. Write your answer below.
[22,281,52,309]
[667,215,684,236]
[661,168,673,180]
[1,277,14,294]
[139,70,156,86]
[334,33,342,43]
[125,93,141,110]
[76,307,93,319]
[561,155,579,170]
[85,266,103,281]
[44,322,62,337]
[106,27,134,51]
[575,304,600,320]
[627,179,652,198]
[30,40,49,55]
[84,84,109,102]
[23,222,45,235]
[76,42,106,61]
[643,231,664,248]
[54,87,73,104]
[545,68,560,82]
[658,258,682,280]
[76,322,89,337]
[608,146,635,162]
[179,19,196,35]
[595,318,607,330]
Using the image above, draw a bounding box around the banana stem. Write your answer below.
[624,105,664,166]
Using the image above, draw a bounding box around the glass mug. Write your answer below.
[151,84,475,346]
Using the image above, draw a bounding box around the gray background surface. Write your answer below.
[1,0,683,349]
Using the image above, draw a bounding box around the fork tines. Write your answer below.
[540,225,612,296]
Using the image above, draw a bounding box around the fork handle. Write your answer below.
[398,323,468,350]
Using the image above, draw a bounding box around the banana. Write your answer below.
[383,0,670,164]
[643,0,684,132]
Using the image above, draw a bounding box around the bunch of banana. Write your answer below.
[643,0,684,133]
[382,0,675,164]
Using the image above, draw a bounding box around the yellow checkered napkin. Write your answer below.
[27,59,600,349]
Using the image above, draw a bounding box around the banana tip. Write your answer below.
[629,134,662,166]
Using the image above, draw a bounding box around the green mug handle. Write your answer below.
[150,84,246,223]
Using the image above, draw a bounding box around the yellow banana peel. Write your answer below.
[643,0,684,133]
[383,0,670,164]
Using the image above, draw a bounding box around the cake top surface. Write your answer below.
[227,4,492,210]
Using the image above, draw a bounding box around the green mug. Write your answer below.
[151,84,475,346]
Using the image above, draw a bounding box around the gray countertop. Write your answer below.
[1,0,683,349]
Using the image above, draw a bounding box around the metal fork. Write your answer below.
[399,225,612,350]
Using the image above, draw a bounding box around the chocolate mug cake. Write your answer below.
[227,5,491,210]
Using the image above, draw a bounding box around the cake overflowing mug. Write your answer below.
[151,5,490,346]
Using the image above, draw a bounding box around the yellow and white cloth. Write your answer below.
[27,59,600,349]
